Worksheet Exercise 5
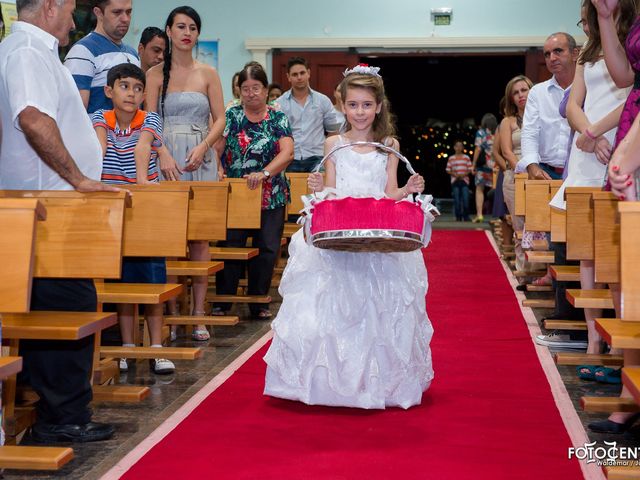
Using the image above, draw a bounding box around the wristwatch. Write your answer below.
[262,170,271,179]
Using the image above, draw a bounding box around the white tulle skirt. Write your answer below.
[263,230,434,409]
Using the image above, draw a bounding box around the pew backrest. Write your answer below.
[0,199,45,313]
[0,191,129,279]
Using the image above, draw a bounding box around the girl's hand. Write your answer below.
[405,173,425,194]
[243,171,265,190]
[184,142,208,172]
[217,165,226,180]
[594,137,613,165]
[307,172,324,192]
[608,159,634,199]
[576,130,597,153]
[591,0,618,19]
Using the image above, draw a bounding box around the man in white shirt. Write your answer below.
[0,0,117,443]
[517,33,578,179]
[277,57,339,172]
[516,32,585,348]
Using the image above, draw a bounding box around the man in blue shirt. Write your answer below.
[64,0,138,113]
[277,57,339,172]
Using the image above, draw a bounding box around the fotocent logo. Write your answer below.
[569,441,640,466]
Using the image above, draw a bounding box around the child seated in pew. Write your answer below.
[92,63,175,375]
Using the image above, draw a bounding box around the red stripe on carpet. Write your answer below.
[120,230,584,479]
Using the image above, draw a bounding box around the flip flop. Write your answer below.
[576,365,598,381]
[594,367,622,384]
[191,328,210,341]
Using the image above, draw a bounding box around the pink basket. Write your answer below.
[309,197,426,252]
[305,141,430,253]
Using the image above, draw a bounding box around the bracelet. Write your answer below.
[203,138,212,149]
[584,128,597,140]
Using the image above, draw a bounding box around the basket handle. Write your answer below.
[313,141,417,175]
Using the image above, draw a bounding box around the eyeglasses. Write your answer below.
[241,85,264,95]
[576,19,585,28]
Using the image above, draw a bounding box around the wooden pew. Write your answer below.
[549,182,567,243]
[283,172,311,237]
[207,179,271,305]
[564,187,614,310]
[589,202,640,417]
[514,173,527,216]
[593,192,620,284]
[522,180,562,266]
[0,191,147,421]
[96,184,203,357]
[0,199,74,470]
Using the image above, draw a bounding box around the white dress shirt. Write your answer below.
[0,22,102,190]
[516,76,571,173]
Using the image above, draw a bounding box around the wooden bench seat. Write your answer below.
[95,283,183,305]
[580,396,639,413]
[92,385,151,403]
[206,294,271,304]
[531,239,549,251]
[166,261,224,276]
[209,247,259,260]
[525,251,554,263]
[526,284,553,292]
[0,446,74,470]
[604,465,640,480]
[554,352,623,366]
[163,314,239,326]
[543,319,586,331]
[0,357,23,380]
[522,299,555,308]
[100,346,202,360]
[596,319,640,349]
[566,289,614,309]
[1,312,117,340]
[283,223,302,238]
[550,265,580,282]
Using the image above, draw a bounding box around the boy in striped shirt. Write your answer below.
[445,140,472,222]
[92,63,175,375]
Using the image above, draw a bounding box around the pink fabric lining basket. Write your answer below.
[305,141,433,253]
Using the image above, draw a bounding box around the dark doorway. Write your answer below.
[360,54,528,199]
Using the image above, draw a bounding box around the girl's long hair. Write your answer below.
[580,0,637,65]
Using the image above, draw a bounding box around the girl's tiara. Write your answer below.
[343,63,381,78]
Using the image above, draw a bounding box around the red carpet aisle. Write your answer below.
[112,231,589,480]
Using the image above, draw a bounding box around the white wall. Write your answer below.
[123,0,582,101]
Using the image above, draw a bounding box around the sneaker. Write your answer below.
[151,358,175,375]
[119,358,128,372]
[535,331,588,348]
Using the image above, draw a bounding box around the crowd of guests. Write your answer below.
[0,0,341,444]
[446,0,640,439]
[3,0,640,450]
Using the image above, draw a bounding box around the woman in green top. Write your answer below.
[214,62,294,319]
